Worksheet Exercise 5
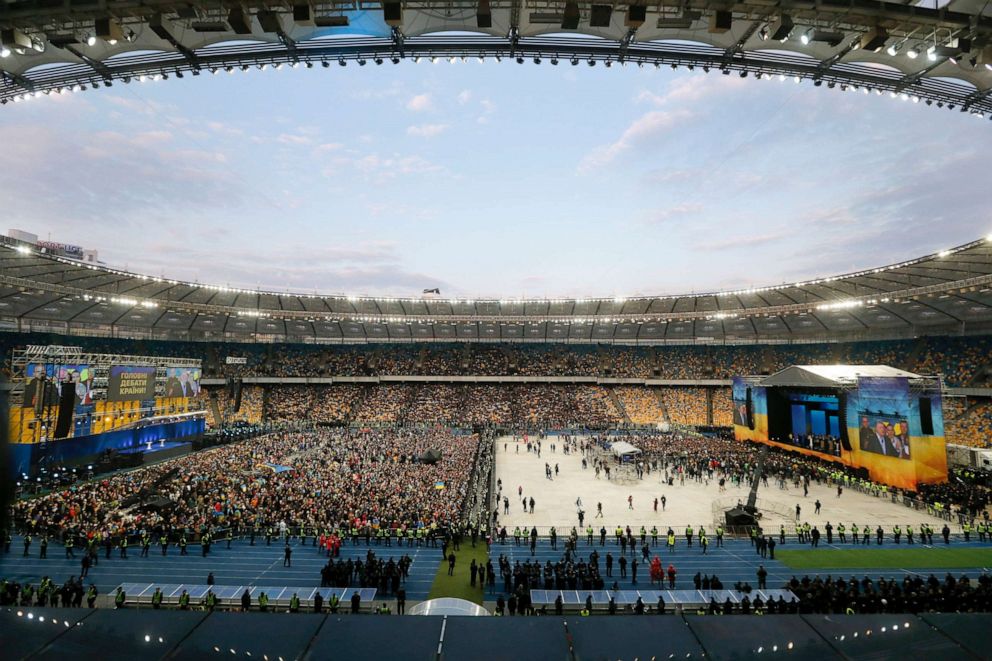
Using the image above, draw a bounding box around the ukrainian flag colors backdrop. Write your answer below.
[733,376,947,489]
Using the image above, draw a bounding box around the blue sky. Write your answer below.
[1,61,989,298]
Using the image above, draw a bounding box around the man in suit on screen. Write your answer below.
[861,420,892,456]
[858,417,876,452]
[733,402,748,426]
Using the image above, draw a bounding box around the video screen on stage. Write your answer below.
[164,367,201,398]
[855,414,911,460]
[22,363,93,408]
[107,365,157,401]
[731,380,753,428]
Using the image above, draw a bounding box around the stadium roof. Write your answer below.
[759,364,921,387]
[2,234,992,343]
[2,1,992,113]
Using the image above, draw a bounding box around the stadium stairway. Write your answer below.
[902,337,929,373]
[207,390,224,428]
[608,389,632,425]
[653,388,670,423]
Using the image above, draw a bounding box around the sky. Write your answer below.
[1,60,990,299]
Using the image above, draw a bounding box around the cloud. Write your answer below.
[318,150,445,179]
[0,121,250,233]
[643,203,704,225]
[128,241,451,296]
[578,109,692,172]
[695,232,793,252]
[638,75,748,107]
[277,133,313,146]
[457,90,472,105]
[477,98,496,124]
[406,93,433,112]
[407,123,449,138]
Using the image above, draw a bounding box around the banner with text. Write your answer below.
[108,365,157,401]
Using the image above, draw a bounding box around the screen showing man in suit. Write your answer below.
[859,415,911,459]
[22,363,92,407]
[164,367,201,398]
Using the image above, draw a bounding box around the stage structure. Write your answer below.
[7,344,206,476]
[733,365,947,490]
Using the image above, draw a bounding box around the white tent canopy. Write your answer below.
[611,441,642,458]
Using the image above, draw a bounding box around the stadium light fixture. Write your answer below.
[800,29,812,45]
[0,46,9,58]
[906,46,919,59]
[886,42,901,56]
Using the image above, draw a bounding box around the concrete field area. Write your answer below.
[493,436,956,535]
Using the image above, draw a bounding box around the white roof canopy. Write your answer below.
[611,441,642,457]
[759,365,921,388]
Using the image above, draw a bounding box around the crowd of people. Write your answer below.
[944,398,992,448]
[785,572,992,614]
[10,428,482,554]
[7,333,990,387]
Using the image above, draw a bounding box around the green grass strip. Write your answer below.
[777,547,992,570]
[426,542,491,604]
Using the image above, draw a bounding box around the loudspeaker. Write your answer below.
[34,379,47,416]
[626,4,646,27]
[838,393,852,451]
[589,5,613,27]
[228,8,253,34]
[234,379,243,412]
[54,383,75,439]
[562,2,580,29]
[383,2,403,26]
[477,0,492,28]
[919,397,934,435]
[708,10,732,33]
[257,9,283,33]
[745,388,754,430]
[293,4,314,25]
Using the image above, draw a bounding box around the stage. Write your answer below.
[734,365,948,489]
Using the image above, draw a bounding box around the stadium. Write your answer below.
[2,1,992,658]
